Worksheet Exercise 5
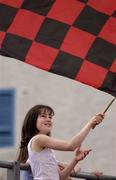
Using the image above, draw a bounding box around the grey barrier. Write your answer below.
[0,161,116,180]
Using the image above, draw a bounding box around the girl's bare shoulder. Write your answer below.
[31,134,49,151]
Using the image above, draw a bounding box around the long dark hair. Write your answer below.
[17,105,54,163]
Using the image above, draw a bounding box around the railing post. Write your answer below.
[7,161,20,180]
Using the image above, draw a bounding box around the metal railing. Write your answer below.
[0,161,116,180]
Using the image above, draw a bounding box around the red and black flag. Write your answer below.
[0,0,116,96]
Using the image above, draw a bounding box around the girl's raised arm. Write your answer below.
[32,114,104,151]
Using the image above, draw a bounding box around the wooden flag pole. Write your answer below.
[102,97,116,114]
[92,97,116,129]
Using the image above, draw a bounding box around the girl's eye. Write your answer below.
[40,114,52,119]
[41,115,46,117]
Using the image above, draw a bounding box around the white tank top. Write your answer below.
[28,138,60,180]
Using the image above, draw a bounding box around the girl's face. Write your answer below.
[36,110,53,134]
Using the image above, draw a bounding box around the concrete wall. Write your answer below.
[0,55,116,179]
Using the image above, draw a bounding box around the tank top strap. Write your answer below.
[27,138,33,153]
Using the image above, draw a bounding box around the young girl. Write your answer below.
[17,105,104,180]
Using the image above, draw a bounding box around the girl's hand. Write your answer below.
[75,147,92,162]
[92,170,103,177]
[90,114,105,129]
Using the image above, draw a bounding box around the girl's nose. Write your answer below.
[46,116,51,121]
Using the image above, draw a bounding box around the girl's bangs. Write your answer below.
[39,106,54,116]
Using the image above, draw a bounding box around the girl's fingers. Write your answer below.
[96,113,105,117]
[90,113,105,128]
[75,148,92,161]
[93,171,103,177]
[77,149,92,156]
[84,149,92,154]
[77,150,91,159]
[93,115,104,126]
[95,114,105,121]
[83,149,92,157]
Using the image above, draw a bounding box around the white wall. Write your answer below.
[0,55,116,179]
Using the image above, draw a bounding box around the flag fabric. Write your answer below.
[0,0,116,97]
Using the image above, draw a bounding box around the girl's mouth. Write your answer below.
[44,123,51,127]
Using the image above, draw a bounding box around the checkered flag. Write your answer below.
[0,0,116,96]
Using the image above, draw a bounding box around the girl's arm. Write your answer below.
[58,158,77,180]
[58,162,81,173]
[68,114,104,150]
[59,148,92,180]
[32,114,104,151]
[58,162,81,180]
